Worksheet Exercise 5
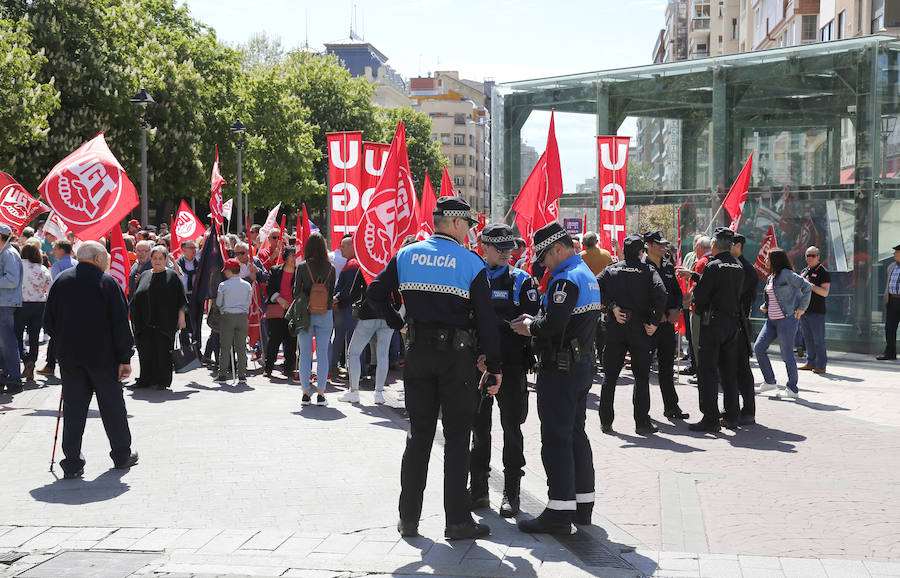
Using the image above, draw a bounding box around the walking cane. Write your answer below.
[49,389,63,472]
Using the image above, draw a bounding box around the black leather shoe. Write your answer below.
[62,467,84,480]
[876,354,897,360]
[113,452,139,469]
[500,493,520,518]
[635,423,659,435]
[445,522,490,540]
[739,415,756,425]
[679,366,696,375]
[663,407,690,419]
[397,519,419,537]
[719,418,740,430]
[601,423,614,434]
[517,516,572,535]
[575,503,593,525]
[688,420,720,432]
[470,495,490,510]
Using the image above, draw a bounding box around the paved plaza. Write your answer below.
[0,340,899,577]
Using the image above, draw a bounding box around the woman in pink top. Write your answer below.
[15,243,51,381]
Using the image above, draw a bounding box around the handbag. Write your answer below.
[173,329,201,373]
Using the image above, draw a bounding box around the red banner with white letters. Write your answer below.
[109,224,130,297]
[0,171,50,235]
[327,131,363,249]
[597,136,630,257]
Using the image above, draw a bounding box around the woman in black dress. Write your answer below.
[130,245,187,389]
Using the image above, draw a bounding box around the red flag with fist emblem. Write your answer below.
[171,200,206,258]
[0,171,50,235]
[353,121,418,283]
[38,133,139,241]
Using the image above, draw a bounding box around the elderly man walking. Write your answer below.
[43,241,138,479]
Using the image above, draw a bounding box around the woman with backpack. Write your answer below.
[293,232,336,406]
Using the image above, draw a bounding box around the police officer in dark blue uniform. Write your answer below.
[687,227,745,432]
[367,196,503,541]
[470,224,540,518]
[643,231,690,420]
[731,232,759,424]
[510,222,602,534]
[598,235,668,435]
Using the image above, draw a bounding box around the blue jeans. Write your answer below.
[0,306,22,384]
[348,318,394,391]
[15,301,45,363]
[799,313,827,369]
[298,311,333,393]
[754,316,800,392]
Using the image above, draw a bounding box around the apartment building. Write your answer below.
[324,32,412,109]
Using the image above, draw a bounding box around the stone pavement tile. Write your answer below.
[312,533,363,554]
[68,527,116,541]
[387,537,435,558]
[344,538,392,561]
[129,528,188,551]
[0,526,14,537]
[239,529,293,551]
[93,527,154,550]
[464,539,508,560]
[282,570,352,578]
[740,569,786,578]
[54,539,99,550]
[502,545,546,571]
[698,557,742,577]
[820,558,871,577]
[19,528,79,550]
[622,549,659,577]
[779,556,827,577]
[0,527,49,548]
[153,563,285,576]
[420,540,473,565]
[740,555,785,569]
[866,561,900,576]
[169,528,221,551]
[196,529,258,554]
[653,570,702,577]
[273,536,324,557]
[658,551,700,572]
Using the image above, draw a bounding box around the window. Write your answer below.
[454,114,466,125]
[820,20,833,41]
[440,133,451,145]
[469,134,474,147]
[731,18,738,40]
[469,155,474,167]
[454,176,465,187]
[837,10,845,39]
[469,176,475,188]
[453,154,465,166]
[453,134,465,146]
[857,0,863,32]
[801,14,818,41]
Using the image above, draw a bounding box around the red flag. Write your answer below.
[327,131,364,249]
[171,200,207,258]
[299,203,311,254]
[38,133,139,241]
[247,281,263,348]
[514,213,535,275]
[467,213,487,251]
[597,135,630,257]
[754,225,777,279]
[354,121,418,283]
[511,111,564,234]
[0,171,50,235]
[109,224,129,297]
[209,145,226,229]
[723,153,753,231]
[440,166,455,197]
[416,172,437,240]
[43,211,71,242]
[582,211,588,236]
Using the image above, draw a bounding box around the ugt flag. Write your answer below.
[415,171,437,241]
[723,153,753,231]
[109,225,130,297]
[0,172,50,235]
[38,133,139,241]
[754,225,777,279]
[597,135,630,257]
[171,200,207,258]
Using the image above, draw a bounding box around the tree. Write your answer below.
[627,161,657,193]
[0,16,59,161]
[376,107,448,200]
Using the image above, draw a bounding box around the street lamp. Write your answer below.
[130,88,155,227]
[231,120,247,233]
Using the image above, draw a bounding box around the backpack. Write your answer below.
[306,264,332,315]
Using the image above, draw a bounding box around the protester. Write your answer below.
[877,243,900,360]
[330,234,354,375]
[15,244,51,382]
[130,246,187,390]
[257,227,282,270]
[294,232,336,406]
[127,219,141,237]
[43,240,138,479]
[175,239,202,340]
[579,232,612,276]
[0,223,24,392]
[754,248,812,399]
[264,247,298,380]
[38,239,76,378]
[128,240,153,297]
[798,246,831,373]
[216,258,252,383]
[234,241,268,359]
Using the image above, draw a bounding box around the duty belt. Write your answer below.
[407,320,476,352]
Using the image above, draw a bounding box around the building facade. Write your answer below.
[324,33,411,109]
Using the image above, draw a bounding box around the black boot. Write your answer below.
[517,512,572,535]
[469,473,490,510]
[500,473,521,518]
[575,502,593,525]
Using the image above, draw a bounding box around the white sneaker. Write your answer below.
[339,390,360,403]
[374,391,385,405]
[397,391,405,402]
[316,393,328,406]
[775,388,799,399]
[755,382,777,394]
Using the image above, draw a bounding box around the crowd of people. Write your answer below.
[1,199,898,539]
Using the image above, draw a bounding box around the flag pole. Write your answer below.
[705,203,725,234]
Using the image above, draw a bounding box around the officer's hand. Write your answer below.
[476,354,486,373]
[760,304,768,314]
[644,323,658,336]
[676,267,691,278]
[510,314,533,336]
[794,310,804,319]
[480,371,502,395]
[177,312,186,330]
[118,364,131,381]
[613,306,628,324]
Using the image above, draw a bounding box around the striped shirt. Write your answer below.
[890,264,900,295]
[766,277,785,320]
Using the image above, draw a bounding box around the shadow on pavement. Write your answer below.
[129,388,197,403]
[358,404,406,430]
[182,381,254,394]
[616,429,706,453]
[583,524,658,577]
[292,407,347,421]
[22,408,134,419]
[725,423,806,452]
[388,536,541,577]
[817,373,864,383]
[792,398,850,412]
[30,468,130,504]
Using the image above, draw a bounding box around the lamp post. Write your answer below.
[130,88,155,226]
[231,120,247,233]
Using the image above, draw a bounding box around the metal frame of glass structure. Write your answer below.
[492,36,900,353]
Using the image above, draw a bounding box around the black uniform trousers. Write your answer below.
[265,317,298,375]
[697,316,740,424]
[60,364,132,475]
[536,357,594,522]
[885,296,900,357]
[594,321,606,369]
[470,364,527,482]
[650,322,679,412]
[600,323,652,428]
[135,329,175,388]
[400,340,478,526]
[736,321,755,418]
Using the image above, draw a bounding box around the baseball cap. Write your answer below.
[128,219,140,228]
[0,223,12,236]
[222,258,241,272]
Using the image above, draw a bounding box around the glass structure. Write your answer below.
[492,36,900,353]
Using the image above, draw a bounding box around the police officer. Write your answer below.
[643,231,690,420]
[731,233,759,424]
[510,222,601,534]
[685,227,745,432]
[366,196,502,541]
[597,235,667,435]
[470,224,540,518]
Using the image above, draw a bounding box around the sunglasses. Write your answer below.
[805,254,818,257]
[269,235,279,240]
[235,251,247,256]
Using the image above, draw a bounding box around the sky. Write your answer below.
[182,0,669,191]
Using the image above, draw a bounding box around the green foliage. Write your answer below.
[627,161,657,193]
[377,107,448,200]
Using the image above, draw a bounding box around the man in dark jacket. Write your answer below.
[732,233,759,423]
[43,241,138,479]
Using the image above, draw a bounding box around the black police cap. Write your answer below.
[481,223,517,251]
[623,234,645,259]
[894,243,900,251]
[713,227,735,240]
[532,222,570,263]
[433,196,477,224]
[643,230,669,245]
[733,233,747,246]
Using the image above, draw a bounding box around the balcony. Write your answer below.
[691,17,710,31]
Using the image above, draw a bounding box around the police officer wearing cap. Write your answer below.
[470,223,540,519]
[643,230,690,420]
[510,222,601,534]
[597,235,667,435]
[731,233,759,424]
[686,227,745,432]
[366,196,503,541]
